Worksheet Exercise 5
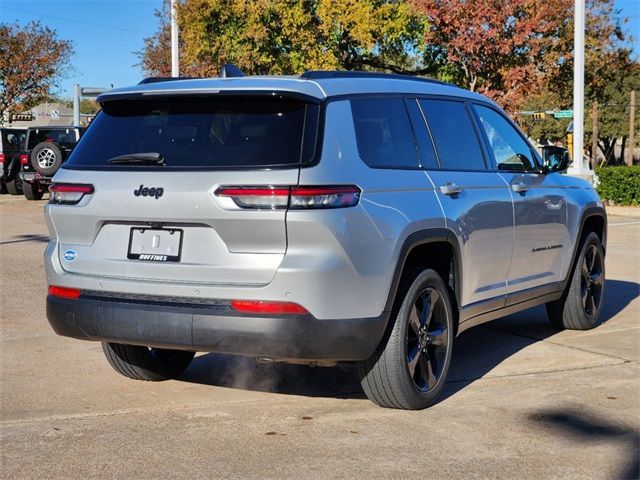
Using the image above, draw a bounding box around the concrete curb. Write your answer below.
[605,206,640,217]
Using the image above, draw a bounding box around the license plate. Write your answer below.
[127,228,183,262]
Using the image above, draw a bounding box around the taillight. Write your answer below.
[49,183,94,205]
[48,286,81,299]
[215,187,290,209]
[0,153,5,164]
[290,186,360,209]
[230,300,309,315]
[20,154,29,165]
[215,185,361,209]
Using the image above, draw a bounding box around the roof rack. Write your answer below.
[138,77,196,85]
[299,70,452,86]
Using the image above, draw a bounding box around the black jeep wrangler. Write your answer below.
[19,126,85,200]
[0,128,27,195]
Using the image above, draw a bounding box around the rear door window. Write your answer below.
[418,99,487,171]
[404,99,439,169]
[65,96,317,169]
[350,97,419,169]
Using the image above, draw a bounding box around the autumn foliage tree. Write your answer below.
[139,0,427,77]
[411,0,573,111]
[0,21,73,125]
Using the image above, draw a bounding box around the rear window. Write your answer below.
[65,96,318,169]
[27,128,78,149]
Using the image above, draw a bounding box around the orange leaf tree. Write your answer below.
[0,21,73,125]
[411,0,573,111]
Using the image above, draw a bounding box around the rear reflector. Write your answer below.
[48,286,81,299]
[49,183,94,205]
[20,154,29,165]
[215,185,360,209]
[230,300,309,315]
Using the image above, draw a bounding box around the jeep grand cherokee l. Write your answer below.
[45,70,606,410]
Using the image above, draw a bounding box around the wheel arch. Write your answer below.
[562,205,607,291]
[383,228,463,322]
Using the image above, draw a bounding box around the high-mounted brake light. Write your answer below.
[231,300,309,315]
[20,154,29,165]
[215,185,361,210]
[48,286,81,299]
[49,183,95,205]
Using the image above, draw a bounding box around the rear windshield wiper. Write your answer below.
[107,152,165,165]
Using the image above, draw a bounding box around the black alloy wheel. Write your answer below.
[406,287,449,392]
[580,243,604,318]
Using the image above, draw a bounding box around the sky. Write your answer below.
[1,0,639,99]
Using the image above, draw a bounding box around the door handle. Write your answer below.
[511,182,529,193]
[440,183,463,196]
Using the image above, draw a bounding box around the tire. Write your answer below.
[5,178,22,195]
[358,269,455,410]
[30,142,63,176]
[22,181,43,200]
[102,342,195,381]
[546,232,605,330]
[0,179,7,194]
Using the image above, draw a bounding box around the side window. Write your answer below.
[404,98,439,169]
[474,105,536,172]
[418,99,486,171]
[350,97,419,169]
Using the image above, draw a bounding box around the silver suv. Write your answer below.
[45,70,607,410]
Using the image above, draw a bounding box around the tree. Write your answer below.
[542,0,636,163]
[585,63,640,164]
[0,21,73,125]
[411,0,573,111]
[517,90,571,143]
[138,0,427,77]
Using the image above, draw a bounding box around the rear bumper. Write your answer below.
[19,171,51,184]
[46,294,388,361]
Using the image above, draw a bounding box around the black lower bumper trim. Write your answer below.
[46,295,388,362]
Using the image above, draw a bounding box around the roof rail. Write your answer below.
[219,64,244,78]
[299,70,452,86]
[138,77,196,85]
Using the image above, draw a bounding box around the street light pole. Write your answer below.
[568,0,591,177]
[171,0,179,77]
[73,84,80,126]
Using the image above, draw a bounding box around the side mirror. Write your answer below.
[543,151,570,173]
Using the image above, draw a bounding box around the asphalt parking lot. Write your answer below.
[0,195,638,479]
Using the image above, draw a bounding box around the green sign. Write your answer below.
[554,110,573,119]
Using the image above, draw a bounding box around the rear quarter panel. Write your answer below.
[293,99,446,318]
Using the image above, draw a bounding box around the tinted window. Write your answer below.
[66,96,316,169]
[350,98,419,169]
[474,105,536,172]
[405,99,439,169]
[28,129,77,149]
[1,129,25,151]
[418,99,486,171]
